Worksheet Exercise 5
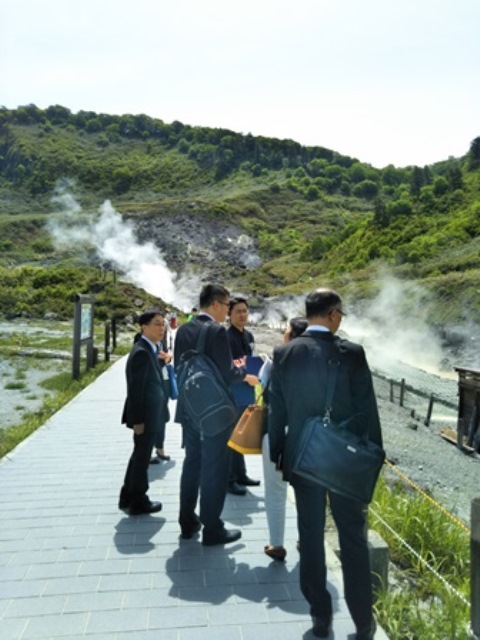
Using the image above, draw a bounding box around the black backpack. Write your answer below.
[176,322,237,437]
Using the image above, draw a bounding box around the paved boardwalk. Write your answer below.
[0,357,388,640]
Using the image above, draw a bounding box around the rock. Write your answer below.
[43,312,59,321]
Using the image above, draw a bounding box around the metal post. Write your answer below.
[471,498,480,638]
[467,400,479,448]
[72,296,81,380]
[104,322,111,362]
[399,378,405,407]
[111,317,117,351]
[458,417,465,450]
[85,301,95,371]
[424,394,434,427]
[390,380,394,403]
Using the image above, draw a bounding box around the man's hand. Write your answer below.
[133,423,145,435]
[244,374,259,387]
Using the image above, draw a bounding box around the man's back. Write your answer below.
[174,316,244,388]
[268,330,382,480]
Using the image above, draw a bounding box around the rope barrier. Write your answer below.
[383,459,471,535]
[369,504,470,608]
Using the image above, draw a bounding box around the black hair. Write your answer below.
[305,289,342,318]
[228,296,249,314]
[289,316,308,339]
[199,283,230,309]
[138,308,164,326]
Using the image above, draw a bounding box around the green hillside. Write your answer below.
[1,104,479,322]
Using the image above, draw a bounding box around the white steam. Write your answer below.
[251,274,454,378]
[46,188,465,378]
[342,275,448,377]
[48,188,189,307]
[250,295,304,328]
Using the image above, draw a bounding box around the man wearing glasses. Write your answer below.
[174,284,258,545]
[268,289,382,639]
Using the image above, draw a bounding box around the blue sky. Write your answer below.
[1,0,479,168]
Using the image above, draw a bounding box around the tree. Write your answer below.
[388,199,412,217]
[373,198,390,227]
[433,176,449,197]
[381,164,402,187]
[447,166,463,191]
[349,162,367,184]
[112,167,133,194]
[45,105,72,125]
[352,180,379,199]
[306,185,320,201]
[410,166,424,198]
[468,137,480,171]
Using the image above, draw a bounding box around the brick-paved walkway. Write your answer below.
[0,357,388,639]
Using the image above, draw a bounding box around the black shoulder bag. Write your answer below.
[292,357,385,503]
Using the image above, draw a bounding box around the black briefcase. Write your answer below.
[292,413,385,504]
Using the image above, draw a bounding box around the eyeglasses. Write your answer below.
[217,300,230,308]
[332,308,347,317]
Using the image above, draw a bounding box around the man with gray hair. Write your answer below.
[268,289,382,639]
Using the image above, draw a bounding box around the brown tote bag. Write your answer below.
[227,396,266,455]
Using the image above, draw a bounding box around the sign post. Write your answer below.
[72,294,95,380]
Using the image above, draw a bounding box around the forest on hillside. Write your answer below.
[0,104,480,323]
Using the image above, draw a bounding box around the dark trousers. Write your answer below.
[154,385,170,450]
[229,449,247,483]
[292,475,373,630]
[121,426,156,508]
[154,418,167,450]
[179,421,231,535]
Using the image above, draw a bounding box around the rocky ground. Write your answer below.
[134,212,263,285]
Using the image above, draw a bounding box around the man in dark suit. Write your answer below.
[174,284,258,545]
[226,296,261,495]
[268,289,382,640]
[119,309,166,516]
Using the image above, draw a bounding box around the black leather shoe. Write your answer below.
[118,490,130,511]
[311,616,331,638]
[237,476,260,487]
[180,521,202,539]
[228,482,247,496]
[129,501,162,515]
[356,619,377,640]
[202,528,242,546]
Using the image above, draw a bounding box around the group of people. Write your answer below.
[119,283,382,640]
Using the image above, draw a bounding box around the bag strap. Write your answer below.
[254,388,264,407]
[324,357,339,422]
[196,321,212,355]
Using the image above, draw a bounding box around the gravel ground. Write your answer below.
[253,326,479,527]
